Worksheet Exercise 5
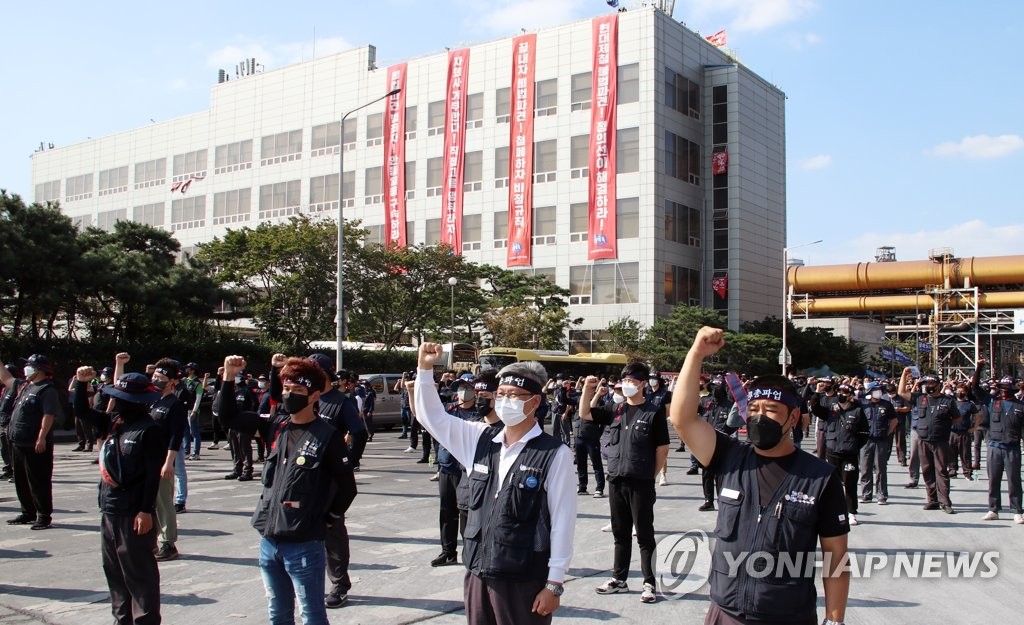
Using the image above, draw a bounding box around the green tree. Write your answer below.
[478,269,580,349]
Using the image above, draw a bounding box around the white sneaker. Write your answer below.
[632,525,638,536]
[404,447,416,453]
[848,514,859,526]
[1015,514,1024,525]
[983,511,1000,521]
[601,522,613,532]
[429,472,440,482]
[640,582,657,603]
[658,474,668,487]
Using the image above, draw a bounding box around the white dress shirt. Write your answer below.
[414,369,576,583]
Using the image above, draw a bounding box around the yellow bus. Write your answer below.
[478,347,629,380]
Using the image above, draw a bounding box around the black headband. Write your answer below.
[498,374,543,394]
[748,386,801,409]
[154,367,179,380]
[285,376,315,391]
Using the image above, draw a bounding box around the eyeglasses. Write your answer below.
[493,389,536,399]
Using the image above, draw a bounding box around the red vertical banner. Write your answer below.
[506,34,537,267]
[588,14,618,261]
[383,63,408,247]
[441,48,470,252]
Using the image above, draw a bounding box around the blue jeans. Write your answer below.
[258,537,329,625]
[182,416,202,456]
[400,407,411,436]
[174,447,188,505]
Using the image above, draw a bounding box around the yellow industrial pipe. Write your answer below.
[791,291,1024,315]
[787,255,1024,293]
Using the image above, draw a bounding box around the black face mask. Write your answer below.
[475,397,493,417]
[923,384,938,395]
[746,414,786,450]
[282,392,310,415]
[152,379,168,391]
[113,398,147,421]
[837,393,851,403]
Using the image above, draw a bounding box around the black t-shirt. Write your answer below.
[709,431,849,538]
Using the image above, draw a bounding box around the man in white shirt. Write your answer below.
[414,343,576,624]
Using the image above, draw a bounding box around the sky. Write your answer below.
[2,0,1022,266]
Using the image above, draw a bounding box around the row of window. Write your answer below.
[711,84,729,312]
[489,263,641,306]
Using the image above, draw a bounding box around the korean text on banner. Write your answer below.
[588,14,618,261]
[383,63,408,247]
[506,34,537,267]
[441,49,470,252]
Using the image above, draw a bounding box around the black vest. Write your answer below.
[0,379,24,427]
[604,401,662,480]
[252,417,339,542]
[8,380,58,447]
[987,398,1024,445]
[463,431,561,582]
[824,403,866,455]
[711,444,833,623]
[914,394,957,442]
[700,396,732,433]
[456,423,505,510]
[98,416,162,515]
[861,400,893,440]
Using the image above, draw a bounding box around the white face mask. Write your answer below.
[649,379,659,389]
[258,381,267,389]
[870,390,882,400]
[620,382,641,398]
[612,393,626,404]
[457,388,476,403]
[23,366,37,379]
[494,396,530,427]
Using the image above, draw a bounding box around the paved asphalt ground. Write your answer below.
[1,428,1021,624]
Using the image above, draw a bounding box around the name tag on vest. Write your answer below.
[473,463,489,474]
[721,487,741,500]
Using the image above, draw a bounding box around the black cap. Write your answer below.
[103,372,161,405]
[25,354,54,375]
[307,353,335,377]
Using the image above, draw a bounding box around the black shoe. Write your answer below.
[905,481,918,489]
[941,505,956,514]
[676,445,686,452]
[256,456,265,463]
[72,444,85,452]
[431,552,458,567]
[7,514,33,525]
[155,543,179,561]
[860,496,873,503]
[923,502,941,511]
[398,434,408,439]
[30,517,52,530]
[698,501,716,512]
[416,458,429,464]
[577,489,589,496]
[238,472,253,482]
[686,467,699,475]
[0,470,12,480]
[325,588,348,609]
[174,503,186,513]
[224,472,241,480]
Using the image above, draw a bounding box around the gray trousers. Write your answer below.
[987,445,1022,514]
[908,429,921,481]
[860,438,892,500]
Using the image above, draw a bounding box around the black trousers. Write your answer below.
[439,470,464,555]
[12,444,53,519]
[411,420,433,459]
[75,417,94,448]
[919,439,952,506]
[701,464,720,504]
[349,430,369,468]
[948,431,972,476]
[825,452,860,515]
[973,429,987,469]
[464,571,550,625]
[574,436,605,492]
[987,445,1022,514]
[0,425,12,471]
[101,513,161,625]
[608,476,657,585]
[228,429,253,474]
[325,516,352,593]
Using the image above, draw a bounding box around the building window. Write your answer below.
[533,206,556,245]
[133,202,165,228]
[665,265,701,306]
[617,127,639,174]
[494,146,509,188]
[65,173,93,202]
[571,263,638,305]
[425,218,441,244]
[494,210,508,248]
[342,171,355,207]
[463,151,483,192]
[35,180,60,203]
[405,106,417,140]
[366,113,383,147]
[309,174,339,213]
[364,224,384,246]
[96,208,127,232]
[71,214,91,229]
[214,140,253,174]
[665,131,700,186]
[571,72,591,111]
[665,200,701,247]
[260,130,302,166]
[466,93,483,129]
[171,195,206,230]
[617,197,638,239]
[533,139,556,183]
[311,122,340,157]
[214,187,253,225]
[569,266,591,305]
[427,100,445,136]
[569,202,588,242]
[134,158,166,190]
[665,69,700,119]
[426,157,443,197]
[535,79,557,116]
[462,214,482,251]
[173,149,207,181]
[98,166,129,196]
[363,166,382,204]
[257,182,299,221]
[405,161,416,199]
[342,119,357,151]
[495,87,510,123]
[570,135,589,179]
[618,63,639,104]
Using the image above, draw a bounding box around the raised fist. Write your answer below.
[115,352,131,364]
[691,326,726,358]
[223,355,246,381]
[76,366,96,383]
[271,353,287,368]
[417,343,444,371]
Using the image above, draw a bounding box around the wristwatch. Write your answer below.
[544,582,564,597]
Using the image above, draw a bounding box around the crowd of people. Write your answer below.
[1,336,1022,625]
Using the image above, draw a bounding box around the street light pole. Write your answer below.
[336,87,401,372]
[782,239,823,376]
[448,276,457,369]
